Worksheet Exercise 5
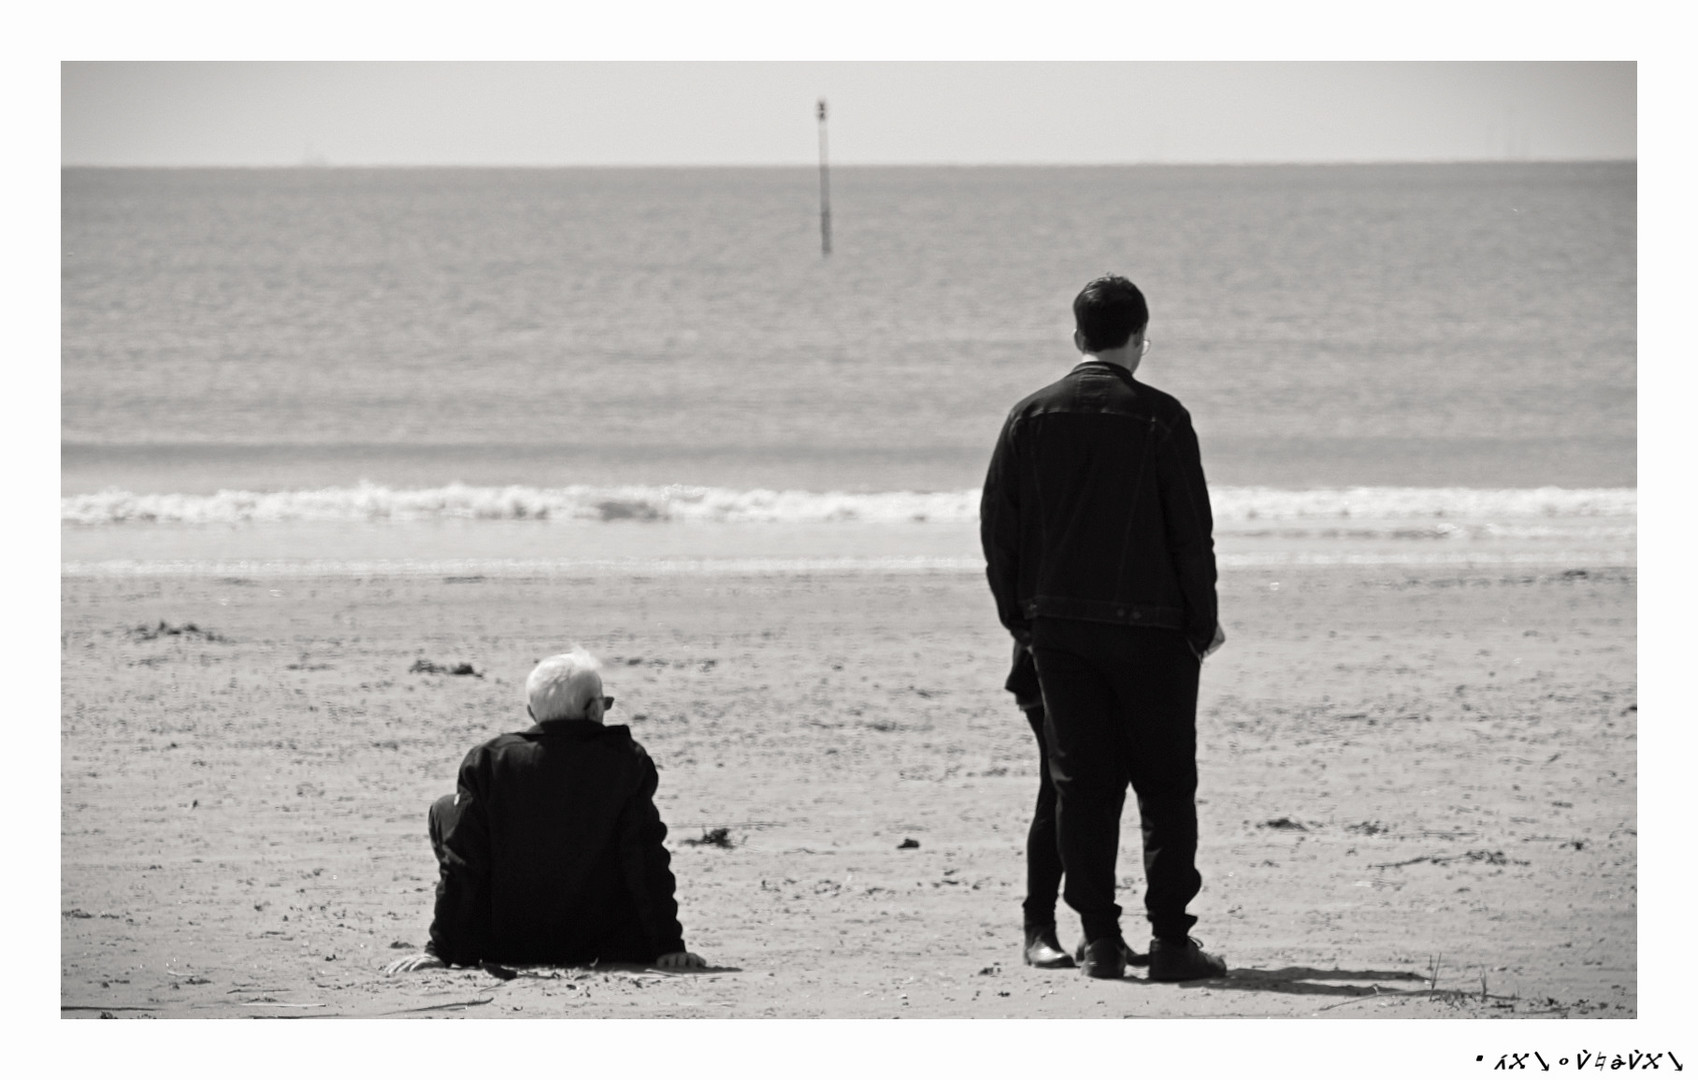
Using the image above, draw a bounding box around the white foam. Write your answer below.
[59,548,1638,578]
[62,483,1636,527]
[58,556,987,578]
[1217,486,1636,521]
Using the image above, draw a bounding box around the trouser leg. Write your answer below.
[1035,619,1205,945]
[1032,626,1131,944]
[1107,633,1203,942]
[424,792,466,962]
[1022,705,1065,929]
[428,792,461,865]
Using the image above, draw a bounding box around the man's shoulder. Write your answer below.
[459,730,530,765]
[524,721,652,761]
[461,723,653,778]
[1005,372,1078,417]
[597,723,645,751]
[1005,369,1191,423]
[1130,378,1190,419]
[472,730,529,752]
[481,722,643,749]
[605,725,658,768]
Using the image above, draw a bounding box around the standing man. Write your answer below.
[981,274,1227,982]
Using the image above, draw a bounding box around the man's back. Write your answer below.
[981,360,1217,655]
[430,719,686,966]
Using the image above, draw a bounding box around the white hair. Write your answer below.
[526,648,605,723]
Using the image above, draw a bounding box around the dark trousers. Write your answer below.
[1031,618,1202,944]
[429,792,462,862]
[1022,706,1065,930]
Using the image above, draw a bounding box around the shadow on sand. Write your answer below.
[482,960,745,980]
[1120,965,1428,998]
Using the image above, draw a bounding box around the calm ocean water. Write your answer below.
[61,164,1635,572]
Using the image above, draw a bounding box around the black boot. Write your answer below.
[1147,936,1227,982]
[1022,924,1075,968]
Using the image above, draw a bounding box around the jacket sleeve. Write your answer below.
[980,414,1032,644]
[426,750,493,966]
[1156,408,1219,655]
[615,755,687,958]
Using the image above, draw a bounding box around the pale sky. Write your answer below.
[61,61,1635,167]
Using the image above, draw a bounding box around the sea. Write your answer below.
[60,163,1636,577]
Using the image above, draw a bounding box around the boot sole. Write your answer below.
[1025,956,1077,969]
[1148,964,1227,982]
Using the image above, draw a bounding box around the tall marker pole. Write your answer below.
[817,98,832,257]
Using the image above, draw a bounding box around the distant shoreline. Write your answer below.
[57,160,1638,172]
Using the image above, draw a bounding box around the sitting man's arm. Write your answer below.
[388,778,491,975]
[426,782,492,968]
[389,751,496,975]
[617,754,706,968]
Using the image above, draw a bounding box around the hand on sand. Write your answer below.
[384,952,446,975]
[655,951,707,970]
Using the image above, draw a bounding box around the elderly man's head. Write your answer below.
[526,649,611,723]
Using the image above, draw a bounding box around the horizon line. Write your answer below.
[61,156,1638,170]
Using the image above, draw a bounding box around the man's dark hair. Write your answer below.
[1073,275,1149,352]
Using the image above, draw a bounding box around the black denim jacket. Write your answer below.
[980,361,1218,655]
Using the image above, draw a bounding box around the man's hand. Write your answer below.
[1203,623,1226,658]
[384,952,446,975]
[655,951,707,970]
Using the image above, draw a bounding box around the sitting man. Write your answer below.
[386,648,705,973]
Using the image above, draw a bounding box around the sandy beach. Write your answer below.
[60,561,1636,1025]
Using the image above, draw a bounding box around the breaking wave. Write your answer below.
[62,483,1636,528]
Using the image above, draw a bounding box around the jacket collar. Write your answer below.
[523,718,624,738]
[1072,358,1131,374]
[1070,359,1140,389]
